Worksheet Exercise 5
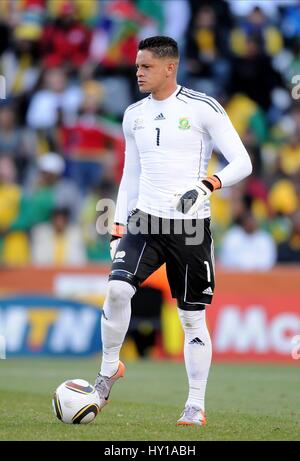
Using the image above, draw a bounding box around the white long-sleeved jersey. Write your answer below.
[114,85,252,224]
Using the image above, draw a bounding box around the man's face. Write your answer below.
[135,49,175,94]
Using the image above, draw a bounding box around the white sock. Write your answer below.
[100,280,135,377]
[178,308,212,412]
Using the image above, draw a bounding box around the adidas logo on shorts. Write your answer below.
[202,286,213,295]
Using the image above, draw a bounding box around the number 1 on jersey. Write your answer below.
[155,127,160,146]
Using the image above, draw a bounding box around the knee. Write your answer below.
[178,308,205,331]
[106,280,135,308]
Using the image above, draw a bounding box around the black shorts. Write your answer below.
[109,210,215,308]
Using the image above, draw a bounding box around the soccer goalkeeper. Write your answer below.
[95,36,252,426]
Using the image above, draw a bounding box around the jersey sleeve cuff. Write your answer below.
[111,223,125,238]
[202,175,222,191]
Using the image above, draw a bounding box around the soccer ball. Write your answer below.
[52,379,100,424]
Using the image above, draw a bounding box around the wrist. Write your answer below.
[202,175,222,192]
[111,223,125,239]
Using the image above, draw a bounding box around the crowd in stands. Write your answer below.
[0,0,300,269]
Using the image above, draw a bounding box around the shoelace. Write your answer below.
[95,374,110,398]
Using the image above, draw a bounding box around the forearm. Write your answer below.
[205,107,252,188]
[110,167,139,259]
[114,170,139,226]
[215,148,252,188]
[174,114,252,215]
[113,110,141,229]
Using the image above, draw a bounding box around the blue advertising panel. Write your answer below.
[0,296,102,356]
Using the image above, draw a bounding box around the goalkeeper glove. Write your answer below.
[173,175,221,215]
[110,223,125,260]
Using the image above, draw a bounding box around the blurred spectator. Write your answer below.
[0,157,21,231]
[229,35,283,112]
[40,0,91,71]
[185,4,230,94]
[34,152,83,220]
[230,6,283,57]
[0,156,29,266]
[80,178,116,262]
[0,103,37,182]
[278,131,300,176]
[26,67,82,130]
[1,21,42,99]
[268,177,299,216]
[60,80,117,192]
[219,211,277,270]
[188,0,233,28]
[277,210,300,263]
[10,152,82,234]
[31,207,86,266]
[225,93,268,144]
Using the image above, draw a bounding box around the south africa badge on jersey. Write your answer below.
[178,117,191,130]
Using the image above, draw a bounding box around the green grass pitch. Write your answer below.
[0,358,299,441]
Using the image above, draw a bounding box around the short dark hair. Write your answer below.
[52,207,70,220]
[138,36,179,59]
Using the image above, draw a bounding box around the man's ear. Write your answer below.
[166,61,177,76]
